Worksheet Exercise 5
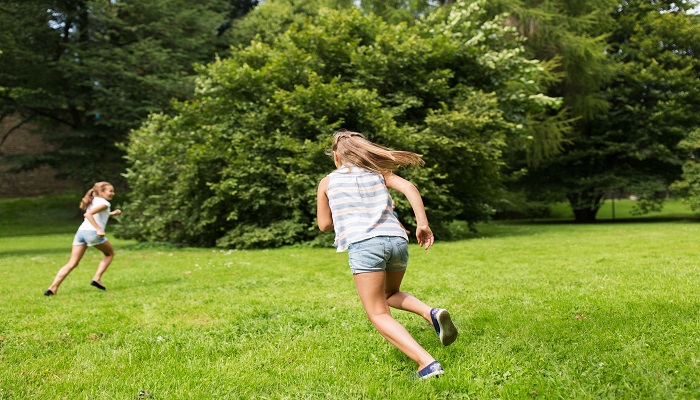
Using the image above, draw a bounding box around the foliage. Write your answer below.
[354,0,442,23]
[513,0,700,221]
[0,0,236,185]
[224,0,324,46]
[672,129,700,210]
[118,1,563,248]
[490,190,550,220]
[490,0,618,119]
[225,0,440,40]
[485,0,616,221]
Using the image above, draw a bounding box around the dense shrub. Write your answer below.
[116,1,561,248]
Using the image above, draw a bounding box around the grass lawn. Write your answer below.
[1,196,699,399]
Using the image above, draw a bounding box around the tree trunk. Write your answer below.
[567,190,604,223]
[571,207,598,223]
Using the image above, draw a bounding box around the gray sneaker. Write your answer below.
[411,361,444,380]
[430,308,458,346]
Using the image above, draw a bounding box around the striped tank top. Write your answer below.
[326,165,409,252]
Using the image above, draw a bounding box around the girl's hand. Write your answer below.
[416,225,434,250]
[96,230,106,237]
[110,209,122,216]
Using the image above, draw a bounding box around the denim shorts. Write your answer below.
[72,230,107,247]
[348,236,409,274]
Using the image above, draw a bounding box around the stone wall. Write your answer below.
[0,115,79,198]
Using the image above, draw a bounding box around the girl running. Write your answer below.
[45,182,121,295]
[316,130,458,379]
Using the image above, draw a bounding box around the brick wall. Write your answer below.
[0,115,79,198]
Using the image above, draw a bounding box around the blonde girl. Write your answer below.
[44,182,122,295]
[316,130,458,379]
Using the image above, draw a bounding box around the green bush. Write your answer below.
[117,2,561,248]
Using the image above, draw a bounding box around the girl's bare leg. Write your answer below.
[385,270,433,323]
[91,240,114,285]
[353,271,435,370]
[48,244,88,294]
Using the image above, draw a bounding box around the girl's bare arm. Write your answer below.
[384,172,434,250]
[316,176,334,232]
[84,204,108,236]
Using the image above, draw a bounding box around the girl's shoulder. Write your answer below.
[330,164,376,176]
[328,166,384,187]
[92,196,111,207]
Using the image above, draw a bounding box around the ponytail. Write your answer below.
[79,181,113,210]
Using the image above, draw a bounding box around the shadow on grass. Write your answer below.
[0,247,71,258]
[0,226,75,239]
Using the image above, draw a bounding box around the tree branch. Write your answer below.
[28,108,75,128]
[0,7,16,16]
[0,114,35,152]
[1,95,75,127]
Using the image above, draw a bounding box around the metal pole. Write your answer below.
[611,191,615,220]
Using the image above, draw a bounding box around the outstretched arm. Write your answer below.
[317,176,334,232]
[384,172,434,250]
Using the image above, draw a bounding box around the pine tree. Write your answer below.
[0,0,237,185]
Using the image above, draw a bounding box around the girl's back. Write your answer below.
[316,130,455,380]
[327,166,408,252]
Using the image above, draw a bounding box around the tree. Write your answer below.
[665,8,700,209]
[0,0,230,185]
[117,1,563,248]
[506,0,700,221]
[672,129,700,210]
[214,0,260,38]
[494,0,697,222]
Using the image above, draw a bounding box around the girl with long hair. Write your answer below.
[316,130,458,379]
[44,182,122,295]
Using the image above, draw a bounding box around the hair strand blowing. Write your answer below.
[332,130,423,174]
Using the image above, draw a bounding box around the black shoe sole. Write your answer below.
[90,281,106,290]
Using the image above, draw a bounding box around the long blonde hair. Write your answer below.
[80,182,113,210]
[331,130,424,174]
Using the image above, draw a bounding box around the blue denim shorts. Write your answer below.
[348,236,409,274]
[72,230,107,247]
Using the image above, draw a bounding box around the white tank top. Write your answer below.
[326,165,408,252]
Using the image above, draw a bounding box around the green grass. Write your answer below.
[1,197,700,398]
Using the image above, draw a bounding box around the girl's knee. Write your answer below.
[366,313,381,325]
[365,309,391,323]
[65,262,80,270]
